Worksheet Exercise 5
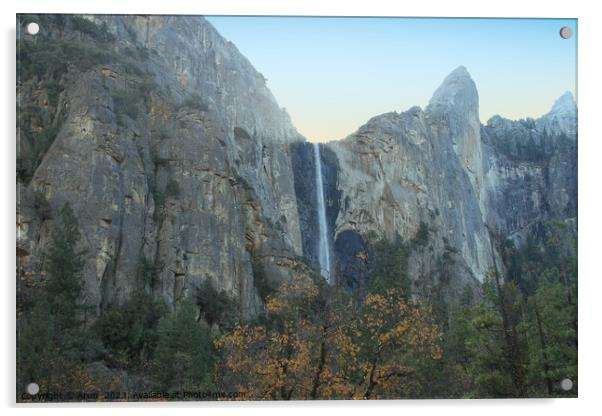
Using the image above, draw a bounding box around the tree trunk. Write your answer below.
[488,231,526,397]
[310,323,328,399]
[364,360,378,399]
[533,297,553,396]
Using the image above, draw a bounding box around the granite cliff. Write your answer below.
[17,15,306,318]
[17,15,577,317]
[306,67,577,301]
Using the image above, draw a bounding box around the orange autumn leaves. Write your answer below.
[215,276,442,400]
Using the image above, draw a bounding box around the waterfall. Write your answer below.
[313,143,332,283]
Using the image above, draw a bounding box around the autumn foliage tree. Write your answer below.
[216,276,319,399]
[342,289,442,399]
[216,275,442,399]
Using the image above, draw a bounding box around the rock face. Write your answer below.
[17,15,306,318]
[427,66,486,213]
[481,92,577,250]
[323,73,496,299]
[320,73,576,299]
[17,15,577,316]
[321,81,576,298]
[291,142,340,281]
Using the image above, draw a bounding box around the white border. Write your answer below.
[2,1,601,415]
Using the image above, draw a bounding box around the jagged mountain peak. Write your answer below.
[536,90,577,137]
[485,91,577,129]
[344,66,482,140]
[547,91,576,116]
[426,66,479,122]
[16,15,577,329]
[446,65,471,79]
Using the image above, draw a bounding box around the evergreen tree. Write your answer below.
[463,277,528,398]
[17,300,54,388]
[17,202,89,392]
[153,301,215,391]
[523,265,577,396]
[45,203,85,337]
[95,291,167,369]
[370,235,411,297]
[444,244,577,398]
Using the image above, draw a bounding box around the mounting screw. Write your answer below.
[559,26,573,39]
[25,22,40,35]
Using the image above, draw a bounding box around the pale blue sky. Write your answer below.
[206,17,577,142]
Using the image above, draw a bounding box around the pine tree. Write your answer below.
[370,235,411,298]
[17,300,54,388]
[523,265,577,396]
[95,291,167,369]
[17,202,87,392]
[153,301,215,391]
[45,203,85,338]
[463,276,528,398]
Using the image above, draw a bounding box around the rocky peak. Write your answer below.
[426,65,479,123]
[548,91,576,116]
[16,13,577,323]
[426,66,485,215]
[537,91,577,137]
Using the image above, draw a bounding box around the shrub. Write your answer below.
[369,234,411,298]
[17,300,54,388]
[153,301,215,390]
[32,124,61,162]
[138,256,163,290]
[251,256,279,302]
[179,93,209,112]
[233,173,252,191]
[95,291,167,369]
[19,38,118,87]
[196,280,235,326]
[111,89,140,125]
[17,118,62,183]
[165,179,181,198]
[411,221,430,247]
[150,179,180,221]
[33,191,52,221]
[153,191,165,211]
[18,39,67,80]
[122,59,146,77]
[69,16,116,43]
[45,80,63,108]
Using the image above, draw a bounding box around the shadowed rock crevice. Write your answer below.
[17,17,577,318]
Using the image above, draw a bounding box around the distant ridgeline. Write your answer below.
[17,14,576,399]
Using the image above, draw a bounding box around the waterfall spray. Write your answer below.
[313,143,332,283]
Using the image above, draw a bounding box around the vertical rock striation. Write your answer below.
[323,66,576,299]
[17,15,307,317]
[326,68,495,299]
[17,15,577,315]
[482,92,577,251]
